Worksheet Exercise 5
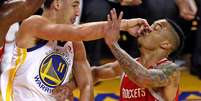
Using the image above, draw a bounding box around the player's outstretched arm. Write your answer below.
[16,11,151,44]
[92,61,122,83]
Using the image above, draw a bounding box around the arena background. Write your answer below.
[0,0,201,100]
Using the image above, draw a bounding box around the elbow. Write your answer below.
[80,79,94,92]
[91,68,99,83]
[83,83,93,92]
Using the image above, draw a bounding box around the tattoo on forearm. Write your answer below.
[109,42,178,88]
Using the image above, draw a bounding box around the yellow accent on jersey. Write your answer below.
[6,48,27,101]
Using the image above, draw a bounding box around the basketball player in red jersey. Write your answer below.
[102,10,183,101]
[53,10,183,101]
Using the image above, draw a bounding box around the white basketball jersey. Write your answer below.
[1,40,74,101]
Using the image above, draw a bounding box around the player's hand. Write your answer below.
[126,18,152,38]
[105,8,123,45]
[52,84,74,101]
[176,0,197,20]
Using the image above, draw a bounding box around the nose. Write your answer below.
[75,7,80,16]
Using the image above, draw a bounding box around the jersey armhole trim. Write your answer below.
[27,40,48,52]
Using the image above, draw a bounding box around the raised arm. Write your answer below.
[72,41,93,101]
[107,42,179,88]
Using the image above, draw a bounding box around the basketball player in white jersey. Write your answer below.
[0,0,153,100]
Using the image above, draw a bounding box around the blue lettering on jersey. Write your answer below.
[34,75,53,93]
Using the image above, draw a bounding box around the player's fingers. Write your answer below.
[111,8,118,22]
[140,19,152,32]
[118,11,124,21]
[137,25,145,36]
[107,14,112,29]
[107,14,112,24]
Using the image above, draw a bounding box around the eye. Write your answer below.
[72,4,78,8]
[154,24,162,31]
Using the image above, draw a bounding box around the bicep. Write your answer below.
[21,17,84,41]
[35,23,85,41]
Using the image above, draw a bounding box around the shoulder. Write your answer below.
[19,15,49,35]
[16,15,49,46]
[21,15,49,28]
[159,61,180,78]
[157,60,178,69]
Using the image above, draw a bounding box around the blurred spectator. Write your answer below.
[80,0,111,65]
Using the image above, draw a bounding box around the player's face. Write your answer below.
[138,19,170,50]
[60,0,80,24]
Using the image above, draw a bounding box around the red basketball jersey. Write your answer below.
[0,46,4,63]
[120,58,179,101]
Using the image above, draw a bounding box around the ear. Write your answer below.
[160,40,172,50]
[53,0,62,10]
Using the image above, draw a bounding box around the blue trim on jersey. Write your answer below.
[27,40,48,52]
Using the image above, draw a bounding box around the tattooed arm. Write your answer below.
[107,42,179,88]
[103,9,179,88]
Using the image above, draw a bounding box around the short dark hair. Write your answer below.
[166,18,185,59]
[0,0,7,7]
[44,0,54,9]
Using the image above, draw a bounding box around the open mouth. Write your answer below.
[71,17,76,23]
[139,31,149,38]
